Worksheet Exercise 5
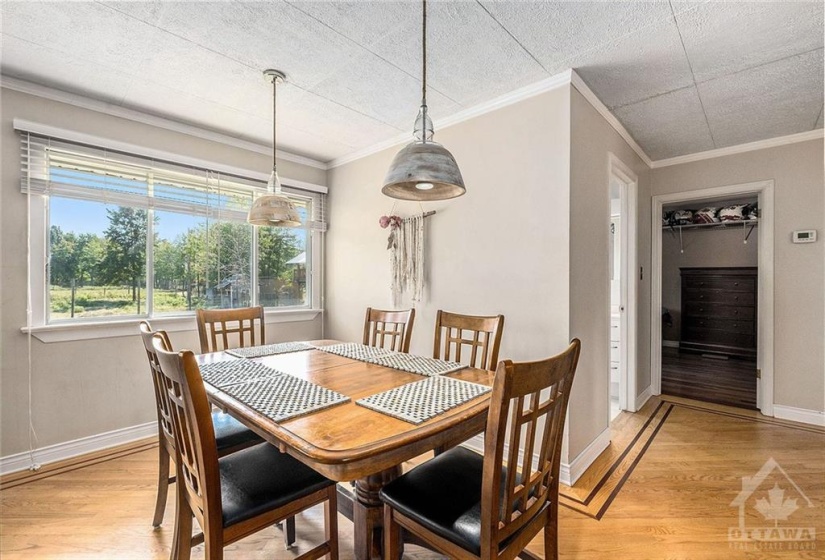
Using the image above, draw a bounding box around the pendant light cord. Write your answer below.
[420,0,429,143]
[272,76,278,192]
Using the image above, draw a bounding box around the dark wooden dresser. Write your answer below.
[680,267,757,359]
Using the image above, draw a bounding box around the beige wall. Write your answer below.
[569,88,651,455]
[662,228,758,342]
[0,88,324,457]
[651,139,825,412]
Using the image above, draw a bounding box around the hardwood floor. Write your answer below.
[661,347,757,409]
[2,396,823,559]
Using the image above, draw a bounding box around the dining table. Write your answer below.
[197,339,495,560]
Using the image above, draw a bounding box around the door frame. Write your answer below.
[608,153,638,412]
[650,180,774,415]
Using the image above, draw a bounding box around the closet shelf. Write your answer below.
[662,219,759,231]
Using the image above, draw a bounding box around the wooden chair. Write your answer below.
[196,306,265,354]
[363,308,416,353]
[138,322,265,529]
[380,339,581,560]
[152,336,339,560]
[433,310,505,371]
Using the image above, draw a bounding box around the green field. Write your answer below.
[49,285,202,319]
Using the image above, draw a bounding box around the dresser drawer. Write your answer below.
[682,327,755,349]
[684,302,755,320]
[683,276,755,293]
[683,289,755,305]
[683,317,754,334]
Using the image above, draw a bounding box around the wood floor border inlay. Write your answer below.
[557,396,824,522]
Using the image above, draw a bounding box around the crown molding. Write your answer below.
[327,69,575,169]
[650,129,825,169]
[0,75,328,170]
[569,71,653,168]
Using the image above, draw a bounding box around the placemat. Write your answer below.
[221,374,350,423]
[225,342,313,359]
[314,342,394,360]
[314,343,464,376]
[370,353,465,376]
[356,375,491,424]
[199,360,283,388]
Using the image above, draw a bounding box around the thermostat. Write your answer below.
[792,230,817,243]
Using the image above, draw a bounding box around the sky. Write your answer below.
[50,197,308,244]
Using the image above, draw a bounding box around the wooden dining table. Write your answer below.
[197,340,495,560]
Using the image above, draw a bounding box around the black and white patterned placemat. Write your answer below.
[356,376,491,424]
[314,343,464,376]
[370,353,465,376]
[314,343,394,360]
[221,374,350,423]
[199,360,284,388]
[225,342,313,359]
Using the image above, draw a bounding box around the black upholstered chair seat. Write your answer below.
[380,447,487,554]
[220,443,335,528]
[212,411,263,453]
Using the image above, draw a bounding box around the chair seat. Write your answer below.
[380,447,486,554]
[212,411,263,453]
[220,443,335,528]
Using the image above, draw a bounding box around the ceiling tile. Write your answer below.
[698,49,824,148]
[675,1,825,83]
[481,0,694,108]
[2,2,155,72]
[295,1,548,107]
[144,1,357,91]
[613,86,714,160]
[0,34,134,104]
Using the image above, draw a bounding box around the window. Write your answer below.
[20,128,326,326]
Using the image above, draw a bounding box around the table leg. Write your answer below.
[353,465,402,560]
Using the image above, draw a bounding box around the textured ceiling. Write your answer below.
[1,1,822,163]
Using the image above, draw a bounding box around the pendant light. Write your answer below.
[247,69,302,227]
[382,0,465,201]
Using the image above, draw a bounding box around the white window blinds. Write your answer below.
[19,130,327,231]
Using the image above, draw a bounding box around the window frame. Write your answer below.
[20,124,325,342]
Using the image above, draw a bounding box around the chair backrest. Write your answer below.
[362,307,416,353]
[432,310,504,371]
[196,306,265,354]
[153,338,222,538]
[480,339,581,550]
[139,321,176,453]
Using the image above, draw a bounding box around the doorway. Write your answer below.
[651,180,775,415]
[607,153,638,418]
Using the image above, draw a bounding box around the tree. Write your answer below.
[99,207,148,304]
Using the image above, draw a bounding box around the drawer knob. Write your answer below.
[700,322,705,326]
[700,308,704,312]
[700,295,704,299]
[734,282,739,286]
[735,296,739,300]
[734,311,739,315]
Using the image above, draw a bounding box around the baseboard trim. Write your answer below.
[559,427,611,487]
[772,405,825,427]
[636,386,653,411]
[0,421,158,476]
[662,340,679,348]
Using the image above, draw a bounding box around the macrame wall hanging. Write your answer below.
[379,210,435,306]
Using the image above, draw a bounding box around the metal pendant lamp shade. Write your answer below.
[247,69,302,227]
[382,0,465,201]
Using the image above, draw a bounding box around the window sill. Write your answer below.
[20,309,324,343]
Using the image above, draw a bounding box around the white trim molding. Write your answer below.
[650,180,775,416]
[559,427,611,487]
[772,405,825,427]
[651,129,824,168]
[21,309,323,343]
[635,386,653,411]
[0,422,157,476]
[1,76,328,170]
[572,74,652,167]
[328,69,575,169]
